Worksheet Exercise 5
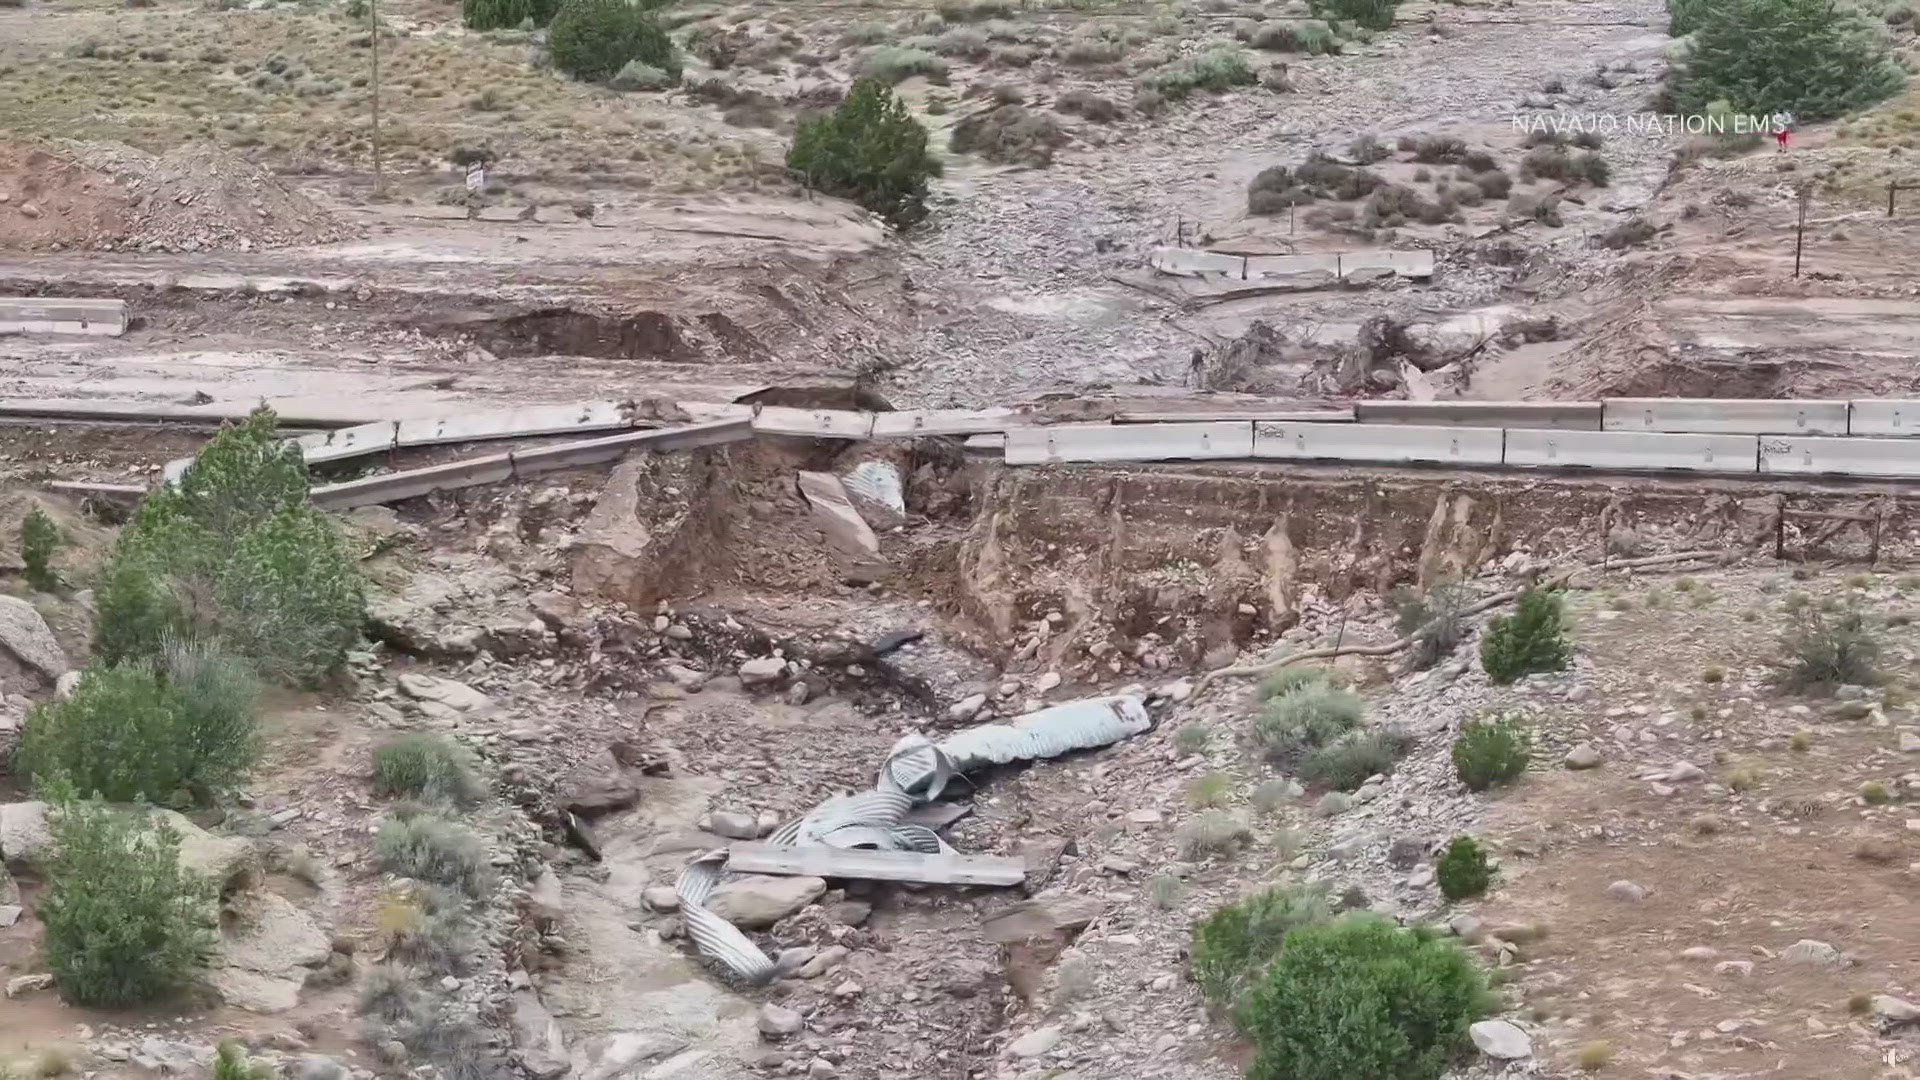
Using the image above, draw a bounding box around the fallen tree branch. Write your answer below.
[1192,549,1729,698]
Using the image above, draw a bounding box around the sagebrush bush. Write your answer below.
[857,44,949,84]
[1780,604,1881,689]
[21,506,61,591]
[18,643,259,804]
[462,0,558,29]
[1250,778,1295,815]
[1191,883,1331,1014]
[1136,46,1254,99]
[1258,664,1338,699]
[949,104,1070,166]
[1238,914,1488,1080]
[360,963,428,1022]
[1297,729,1409,790]
[1435,835,1491,901]
[788,78,941,230]
[1175,811,1252,860]
[1308,0,1398,29]
[212,1041,272,1080]
[373,734,486,806]
[1253,683,1364,764]
[1188,771,1232,807]
[380,886,482,976]
[40,797,215,1007]
[1480,587,1571,684]
[609,60,676,91]
[1451,714,1532,791]
[376,812,495,899]
[1174,722,1211,754]
[94,409,363,684]
[547,0,679,82]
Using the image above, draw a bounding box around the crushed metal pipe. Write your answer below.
[672,694,1150,982]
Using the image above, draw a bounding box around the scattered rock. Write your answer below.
[157,810,259,891]
[795,944,850,979]
[738,657,788,686]
[1006,1026,1063,1058]
[0,801,52,867]
[1679,946,1718,962]
[642,886,680,912]
[758,1004,804,1039]
[1605,880,1646,902]
[1563,742,1602,769]
[1714,960,1754,977]
[5,972,53,997]
[295,1056,346,1080]
[707,875,826,929]
[0,904,18,928]
[827,900,872,926]
[1781,939,1843,967]
[661,664,707,692]
[947,693,988,722]
[1873,995,1920,1024]
[1468,1020,1532,1060]
[396,672,494,714]
[981,892,1104,944]
[1664,761,1705,783]
[0,595,68,685]
[526,868,565,924]
[706,811,760,840]
[207,893,332,1013]
[555,748,640,815]
[1900,730,1920,754]
[579,1032,690,1080]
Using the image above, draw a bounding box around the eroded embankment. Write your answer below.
[561,440,1913,700]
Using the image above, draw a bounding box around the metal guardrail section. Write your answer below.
[1505,429,1759,474]
[1114,406,1355,424]
[751,407,877,440]
[1356,401,1604,430]
[1760,435,1920,478]
[1148,248,1435,282]
[1004,421,1253,465]
[1843,400,1920,437]
[675,695,1150,982]
[309,419,753,508]
[1603,398,1850,435]
[1251,420,1506,466]
[0,297,129,337]
[869,408,1021,437]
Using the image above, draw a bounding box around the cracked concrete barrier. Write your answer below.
[0,298,127,336]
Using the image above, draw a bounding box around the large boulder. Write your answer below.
[152,809,258,892]
[0,801,51,868]
[707,875,825,929]
[397,673,495,715]
[0,596,67,689]
[205,892,332,1013]
[555,748,640,815]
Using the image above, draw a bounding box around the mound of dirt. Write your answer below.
[0,141,131,251]
[0,139,352,253]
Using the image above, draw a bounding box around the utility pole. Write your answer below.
[1793,183,1810,279]
[370,0,384,197]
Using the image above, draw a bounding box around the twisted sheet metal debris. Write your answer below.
[673,694,1151,982]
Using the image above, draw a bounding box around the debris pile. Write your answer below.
[0,138,351,253]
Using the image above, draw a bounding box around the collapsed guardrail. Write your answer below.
[47,395,1920,511]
